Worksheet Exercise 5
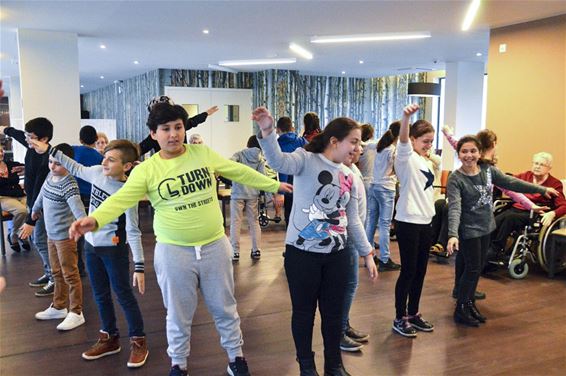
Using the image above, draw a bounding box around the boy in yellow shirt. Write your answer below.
[70,102,291,376]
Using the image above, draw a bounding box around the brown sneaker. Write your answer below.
[127,336,148,368]
[82,330,121,360]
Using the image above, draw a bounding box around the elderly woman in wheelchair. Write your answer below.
[489,152,566,278]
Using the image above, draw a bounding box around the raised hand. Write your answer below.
[206,106,219,116]
[69,217,98,241]
[252,107,274,132]
[403,103,420,117]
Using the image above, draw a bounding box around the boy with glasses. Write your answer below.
[0,118,55,296]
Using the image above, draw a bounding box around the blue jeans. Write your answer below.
[85,243,144,337]
[365,185,396,262]
[31,217,51,281]
[342,245,359,332]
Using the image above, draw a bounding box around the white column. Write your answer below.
[17,29,80,146]
[441,62,485,170]
[7,77,26,162]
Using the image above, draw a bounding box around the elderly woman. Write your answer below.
[491,152,566,254]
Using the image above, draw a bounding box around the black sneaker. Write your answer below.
[250,249,261,260]
[29,274,49,287]
[232,252,240,262]
[35,281,54,297]
[392,318,417,338]
[340,334,363,352]
[169,365,188,376]
[378,258,401,272]
[345,324,369,342]
[407,313,434,332]
[227,356,250,376]
[7,234,21,252]
[452,288,486,300]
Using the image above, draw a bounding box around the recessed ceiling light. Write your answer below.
[289,43,313,60]
[203,29,209,34]
[341,71,346,75]
[100,75,104,79]
[80,85,84,88]
[476,52,482,57]
[311,32,431,44]
[218,58,297,67]
[99,44,106,49]
[133,60,139,64]
[359,60,364,64]
[462,0,481,31]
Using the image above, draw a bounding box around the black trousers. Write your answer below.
[283,192,294,230]
[492,207,530,251]
[431,199,449,247]
[394,221,432,319]
[284,245,348,367]
[456,235,491,303]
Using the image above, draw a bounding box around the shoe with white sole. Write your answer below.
[35,304,68,320]
[57,311,85,331]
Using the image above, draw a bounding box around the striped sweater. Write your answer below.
[32,173,86,241]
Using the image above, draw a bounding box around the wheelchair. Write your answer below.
[491,199,566,279]
[257,191,282,228]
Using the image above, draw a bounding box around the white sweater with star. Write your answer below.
[394,141,435,224]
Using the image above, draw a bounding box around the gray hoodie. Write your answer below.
[230,147,266,199]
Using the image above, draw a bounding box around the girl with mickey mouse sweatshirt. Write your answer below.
[255,107,377,376]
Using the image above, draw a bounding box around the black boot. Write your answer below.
[468,300,486,323]
[324,363,351,376]
[454,302,480,327]
[297,352,319,376]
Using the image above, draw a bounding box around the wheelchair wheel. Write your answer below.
[509,258,529,279]
[258,213,269,228]
[537,216,566,272]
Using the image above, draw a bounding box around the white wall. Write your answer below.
[17,29,81,146]
[164,87,254,159]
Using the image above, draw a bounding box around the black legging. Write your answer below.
[284,245,348,368]
[431,199,449,248]
[456,235,491,303]
[394,221,432,319]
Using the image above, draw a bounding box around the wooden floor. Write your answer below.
[1,209,566,376]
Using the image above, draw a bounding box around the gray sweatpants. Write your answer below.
[230,198,261,254]
[154,236,244,368]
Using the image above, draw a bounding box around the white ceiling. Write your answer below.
[1,0,565,93]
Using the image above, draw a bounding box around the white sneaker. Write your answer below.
[57,311,85,331]
[35,304,68,320]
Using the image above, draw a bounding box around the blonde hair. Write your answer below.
[97,132,108,143]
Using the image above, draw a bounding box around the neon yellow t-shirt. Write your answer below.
[91,144,280,246]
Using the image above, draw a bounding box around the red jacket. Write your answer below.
[513,171,566,218]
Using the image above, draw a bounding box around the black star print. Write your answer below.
[420,169,434,191]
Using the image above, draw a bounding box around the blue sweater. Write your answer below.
[72,145,103,197]
[277,132,306,184]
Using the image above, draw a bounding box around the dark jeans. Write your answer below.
[492,207,530,251]
[85,243,144,337]
[456,235,491,303]
[284,245,348,367]
[394,221,432,319]
[284,192,294,230]
[431,199,449,247]
[77,194,91,274]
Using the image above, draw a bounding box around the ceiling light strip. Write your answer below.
[289,43,313,60]
[461,0,481,31]
[218,58,296,67]
[311,32,431,44]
